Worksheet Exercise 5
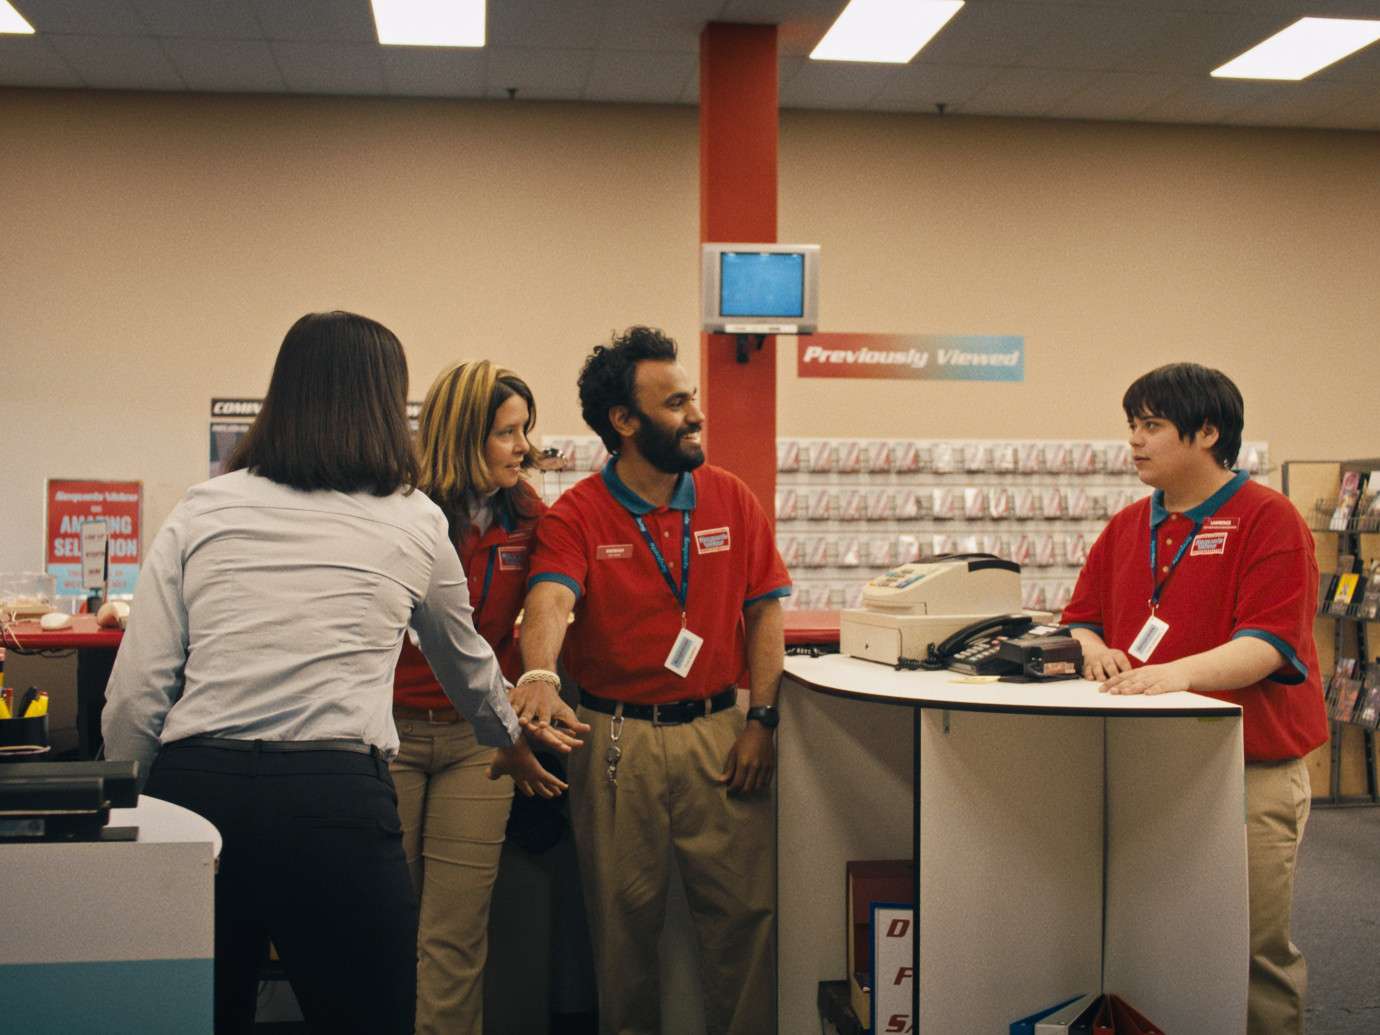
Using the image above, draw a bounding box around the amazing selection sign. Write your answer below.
[797,333,1024,382]
[45,479,143,597]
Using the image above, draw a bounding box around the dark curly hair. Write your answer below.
[578,326,680,452]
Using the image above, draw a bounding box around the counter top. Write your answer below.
[784,653,1240,718]
[2,614,123,651]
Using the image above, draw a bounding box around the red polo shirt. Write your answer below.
[393,486,544,710]
[1062,471,1327,762]
[528,460,791,705]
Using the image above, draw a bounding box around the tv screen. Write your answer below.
[720,251,805,318]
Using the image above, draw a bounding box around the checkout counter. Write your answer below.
[779,558,1249,1033]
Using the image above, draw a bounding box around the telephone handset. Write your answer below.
[922,613,1035,671]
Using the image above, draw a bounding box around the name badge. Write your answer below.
[664,627,704,678]
[1129,614,1170,662]
[497,546,527,571]
[1191,532,1229,556]
[596,544,633,560]
[694,527,731,554]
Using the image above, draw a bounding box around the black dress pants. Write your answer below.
[145,741,419,1035]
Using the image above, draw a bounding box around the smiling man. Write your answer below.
[515,326,791,1035]
[1061,362,1328,1035]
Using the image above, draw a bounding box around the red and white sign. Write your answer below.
[45,479,143,597]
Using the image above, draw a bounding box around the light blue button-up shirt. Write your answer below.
[102,469,520,776]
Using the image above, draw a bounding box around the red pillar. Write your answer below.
[699,22,778,521]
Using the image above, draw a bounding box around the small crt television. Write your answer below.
[701,243,819,335]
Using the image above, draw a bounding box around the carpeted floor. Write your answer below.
[1293,804,1380,1034]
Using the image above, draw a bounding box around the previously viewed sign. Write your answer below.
[797,333,1024,382]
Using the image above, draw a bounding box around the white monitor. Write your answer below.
[701,243,819,335]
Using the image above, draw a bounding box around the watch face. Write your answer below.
[748,706,780,729]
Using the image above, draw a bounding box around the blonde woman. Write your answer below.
[391,360,584,1034]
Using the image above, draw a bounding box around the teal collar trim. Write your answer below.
[601,457,697,515]
[1150,469,1249,528]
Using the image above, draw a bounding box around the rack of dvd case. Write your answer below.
[1309,461,1380,805]
[536,435,1272,614]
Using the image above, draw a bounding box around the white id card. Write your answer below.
[664,627,704,677]
[1129,614,1170,662]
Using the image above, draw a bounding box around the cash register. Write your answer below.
[840,554,1080,678]
[0,761,141,841]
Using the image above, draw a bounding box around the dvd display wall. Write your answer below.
[536,436,1271,613]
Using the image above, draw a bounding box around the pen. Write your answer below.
[22,691,47,719]
[15,687,38,718]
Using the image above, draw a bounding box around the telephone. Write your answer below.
[929,616,1083,680]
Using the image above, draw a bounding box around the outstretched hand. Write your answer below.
[511,676,590,753]
[488,738,569,798]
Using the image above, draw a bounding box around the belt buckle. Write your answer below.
[651,703,670,726]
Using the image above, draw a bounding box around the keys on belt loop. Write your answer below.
[607,705,625,786]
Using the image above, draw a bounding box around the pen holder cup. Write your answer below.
[0,716,50,758]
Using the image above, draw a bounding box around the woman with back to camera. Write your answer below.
[391,360,559,1033]
[101,311,584,1035]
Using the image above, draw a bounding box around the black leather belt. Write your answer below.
[167,736,377,756]
[579,687,736,725]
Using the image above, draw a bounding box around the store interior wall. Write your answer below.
[4,87,1380,581]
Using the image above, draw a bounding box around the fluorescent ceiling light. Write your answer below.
[0,1,35,35]
[371,0,484,48]
[811,0,963,64]
[1212,17,1380,80]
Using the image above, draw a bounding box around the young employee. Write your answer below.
[390,360,588,1034]
[1061,362,1328,1035]
[102,312,575,1034]
[515,326,792,1035]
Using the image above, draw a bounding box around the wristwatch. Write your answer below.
[746,705,780,729]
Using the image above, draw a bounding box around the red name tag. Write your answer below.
[1202,517,1239,531]
[694,527,732,554]
[596,544,633,560]
[497,546,527,571]
[1191,531,1229,556]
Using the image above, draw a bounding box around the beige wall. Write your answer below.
[4,88,1380,573]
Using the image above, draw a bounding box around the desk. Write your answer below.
[0,794,219,1034]
[2,616,122,758]
[777,656,1249,1034]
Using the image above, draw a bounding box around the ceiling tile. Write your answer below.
[270,40,384,94]
[380,46,486,98]
[0,36,83,87]
[918,1,1055,67]
[1136,77,1278,125]
[1046,71,1187,122]
[780,60,897,110]
[46,33,185,89]
[1011,3,1176,71]
[718,0,842,57]
[598,0,725,52]
[585,49,696,103]
[163,36,283,92]
[488,0,603,50]
[127,0,262,39]
[961,66,1100,118]
[1312,39,1380,85]
[1226,80,1369,127]
[1119,9,1299,76]
[1310,93,1380,131]
[871,62,999,112]
[485,46,593,100]
[250,0,375,43]
[20,0,144,35]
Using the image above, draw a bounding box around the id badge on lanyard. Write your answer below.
[1132,521,1198,662]
[634,510,702,678]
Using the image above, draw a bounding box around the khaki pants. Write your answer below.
[570,704,776,1035]
[1245,757,1312,1035]
[392,717,514,1035]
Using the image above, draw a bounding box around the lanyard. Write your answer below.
[471,546,498,616]
[1148,519,1200,613]
[633,509,691,621]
